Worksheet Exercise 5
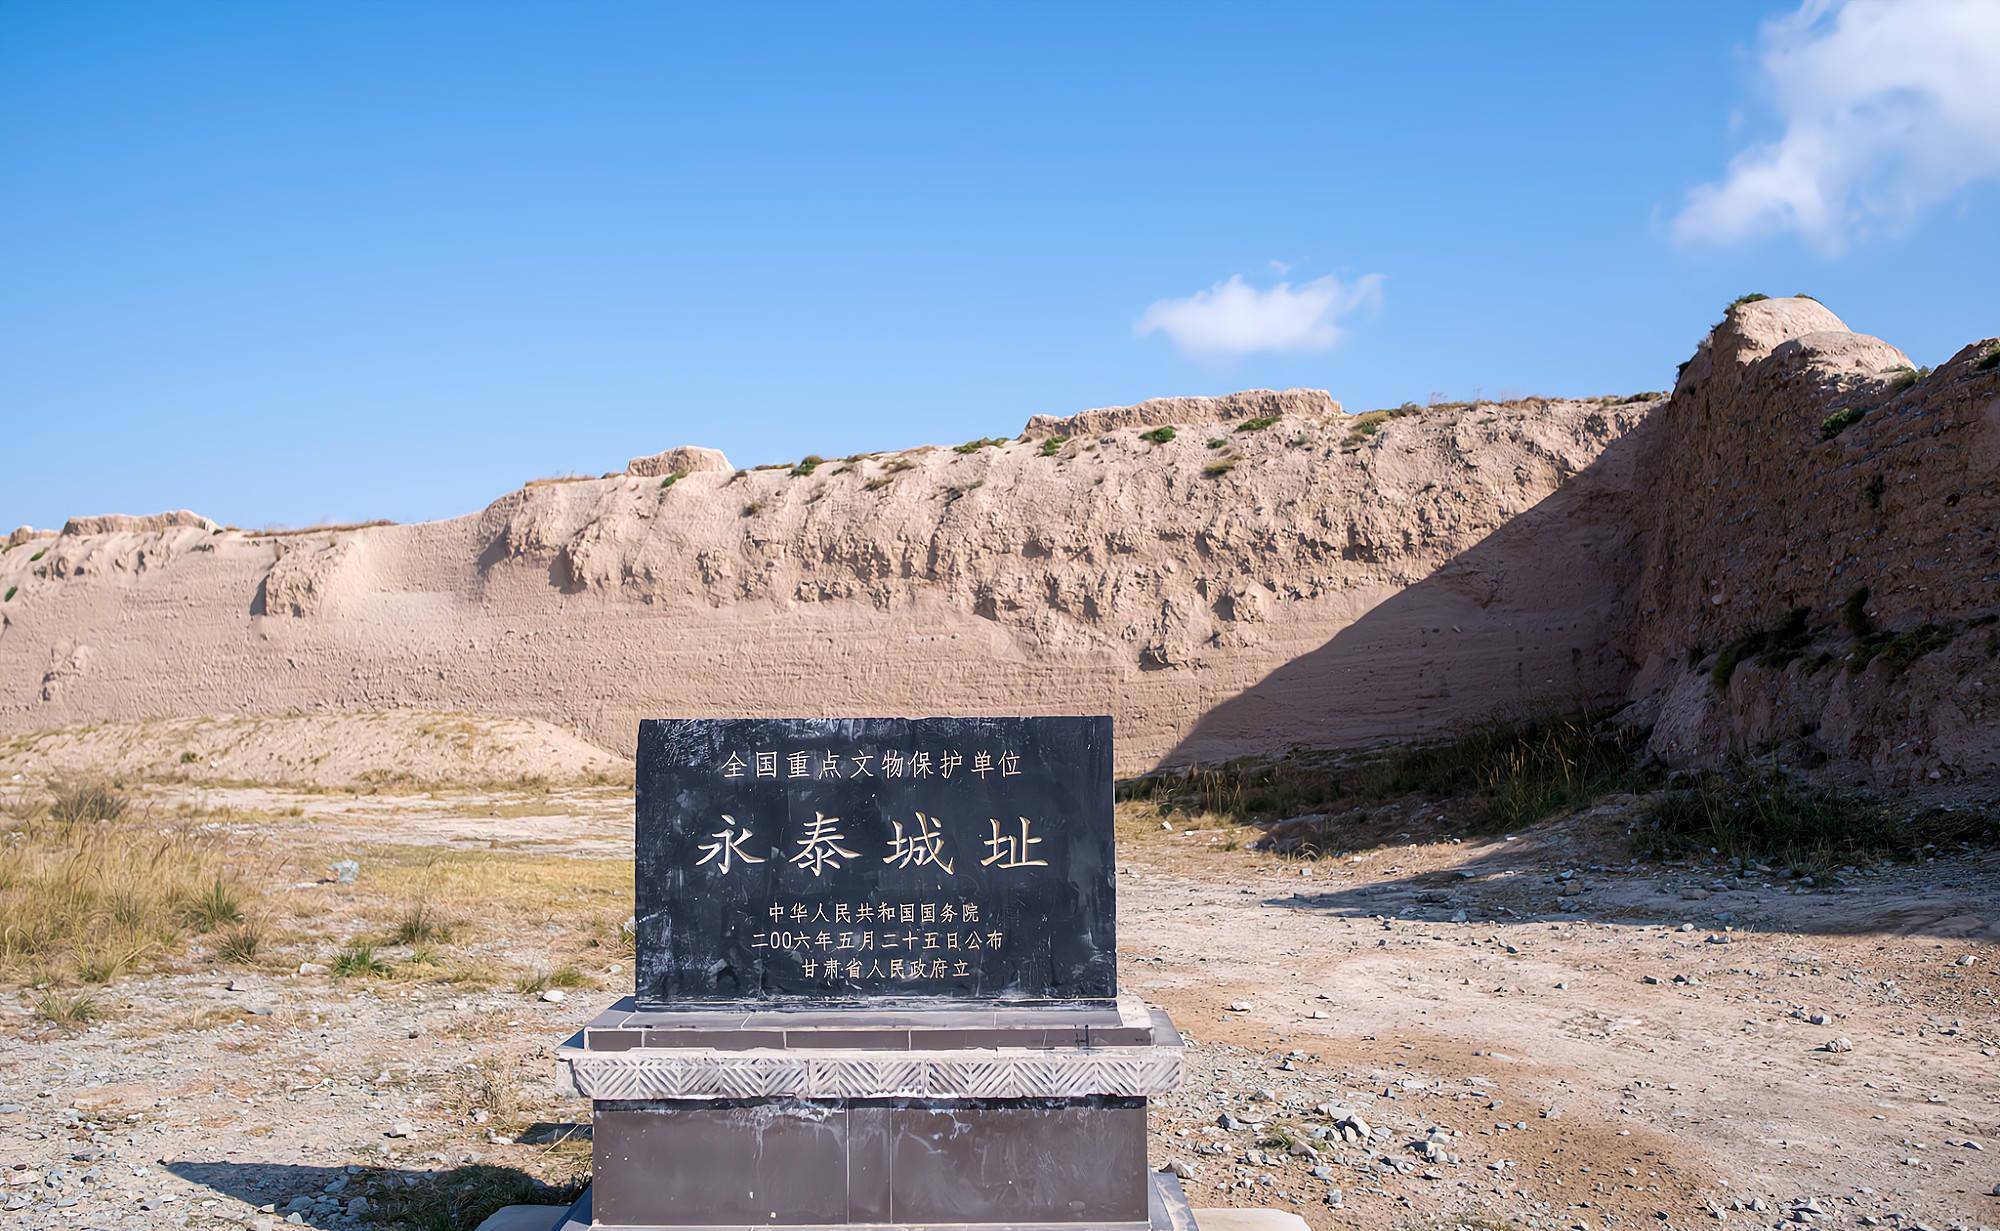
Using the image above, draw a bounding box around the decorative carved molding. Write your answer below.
[558,1045,1183,1101]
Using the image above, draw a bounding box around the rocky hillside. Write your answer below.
[1626,297,2000,793]
[1,298,1991,791]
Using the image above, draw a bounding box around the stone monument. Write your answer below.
[547,716,1191,1231]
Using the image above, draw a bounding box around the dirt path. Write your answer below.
[2,790,1994,1231]
[1123,815,2000,1230]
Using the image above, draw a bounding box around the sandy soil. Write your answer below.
[1,787,1995,1231]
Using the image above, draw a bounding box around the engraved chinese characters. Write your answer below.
[633,717,1116,1006]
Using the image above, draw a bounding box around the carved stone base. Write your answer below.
[558,997,1187,1230]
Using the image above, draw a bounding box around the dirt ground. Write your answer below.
[2,782,1996,1231]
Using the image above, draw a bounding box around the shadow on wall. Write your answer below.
[1160,422,1658,769]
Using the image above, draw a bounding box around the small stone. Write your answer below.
[297,961,329,976]
[331,859,360,884]
[1225,1000,1253,1012]
[540,988,567,1004]
[1821,1037,1853,1053]
[386,1122,415,1138]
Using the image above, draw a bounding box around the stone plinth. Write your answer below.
[558,994,1187,1230]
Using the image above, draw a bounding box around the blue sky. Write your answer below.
[4,1,1996,529]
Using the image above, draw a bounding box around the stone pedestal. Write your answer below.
[556,994,1189,1231]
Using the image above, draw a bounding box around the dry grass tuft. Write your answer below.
[1,780,264,989]
[330,939,392,978]
[47,777,128,826]
[514,963,591,995]
[32,986,100,1031]
[215,920,266,964]
[392,899,457,946]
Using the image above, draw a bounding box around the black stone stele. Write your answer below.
[634,716,1117,1007]
[550,716,1195,1231]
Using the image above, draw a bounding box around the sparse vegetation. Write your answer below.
[1039,434,1069,457]
[371,1164,589,1231]
[75,939,153,984]
[1849,619,1961,676]
[1727,293,1770,311]
[392,899,456,945]
[789,455,824,478]
[1202,460,1236,478]
[215,919,265,963]
[0,780,263,991]
[1206,437,1227,449]
[1819,405,1867,439]
[246,519,395,538]
[32,987,99,1031]
[659,473,680,491]
[3,586,14,602]
[47,777,128,826]
[30,548,47,561]
[331,939,391,978]
[953,437,1008,454]
[1234,415,1281,433]
[1979,345,2000,371]
[176,875,246,932]
[864,477,891,491]
[515,963,590,996]
[1139,426,1176,445]
[741,500,765,518]
[1344,403,1421,444]
[1123,714,1646,843]
[1710,607,1812,694]
[1886,364,1931,390]
[1641,760,1996,875]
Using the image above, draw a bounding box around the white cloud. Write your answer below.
[1134,272,1384,357]
[1674,0,2000,249]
